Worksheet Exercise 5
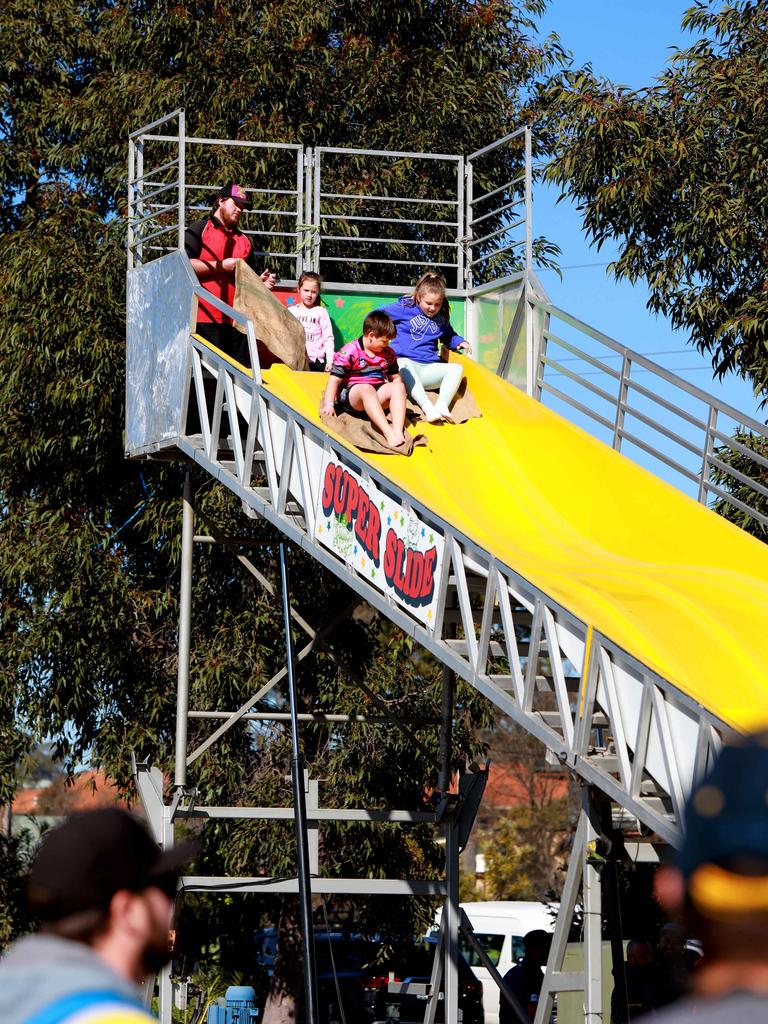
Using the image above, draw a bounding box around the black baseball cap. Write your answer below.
[218,182,252,209]
[27,808,199,921]
[680,731,768,915]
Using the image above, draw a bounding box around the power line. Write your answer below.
[536,261,613,271]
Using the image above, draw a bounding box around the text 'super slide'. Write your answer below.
[315,455,445,630]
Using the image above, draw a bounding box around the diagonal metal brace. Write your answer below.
[186,601,357,766]
[194,515,434,757]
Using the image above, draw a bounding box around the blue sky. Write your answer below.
[529,0,764,423]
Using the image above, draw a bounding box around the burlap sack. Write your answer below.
[317,375,479,456]
[233,262,308,370]
[320,410,427,456]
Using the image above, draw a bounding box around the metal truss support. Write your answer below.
[443,819,461,1024]
[279,542,319,1024]
[128,251,732,850]
[133,759,176,1024]
[174,471,194,790]
[534,787,604,1024]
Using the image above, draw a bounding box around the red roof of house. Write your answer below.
[12,787,41,814]
[483,762,570,809]
[12,770,129,815]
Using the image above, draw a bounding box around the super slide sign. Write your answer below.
[315,455,445,630]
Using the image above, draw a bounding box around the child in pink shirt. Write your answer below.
[288,272,335,371]
[321,311,407,448]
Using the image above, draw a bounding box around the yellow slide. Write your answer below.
[262,355,768,733]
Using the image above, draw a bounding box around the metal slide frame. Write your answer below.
[125,113,758,1024]
[125,245,738,1022]
[128,251,729,851]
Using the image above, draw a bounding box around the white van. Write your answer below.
[435,900,556,1024]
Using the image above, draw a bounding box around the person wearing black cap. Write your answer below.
[652,731,768,1024]
[499,929,552,1024]
[184,182,274,366]
[0,807,197,1024]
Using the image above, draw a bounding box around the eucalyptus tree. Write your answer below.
[0,0,566,1013]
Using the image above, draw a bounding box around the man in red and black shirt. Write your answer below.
[185,181,272,365]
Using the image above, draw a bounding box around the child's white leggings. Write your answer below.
[397,358,464,408]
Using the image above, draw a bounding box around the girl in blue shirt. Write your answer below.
[380,272,472,422]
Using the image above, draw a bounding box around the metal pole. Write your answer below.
[456,156,465,291]
[127,138,135,271]
[524,128,533,275]
[439,647,458,1024]
[698,405,718,505]
[279,542,319,1024]
[525,287,537,399]
[177,109,186,253]
[438,665,454,793]
[312,151,322,272]
[296,147,305,280]
[158,803,175,1024]
[174,472,194,789]
[444,818,460,1024]
[304,147,313,273]
[583,789,603,1024]
[465,160,474,289]
[136,137,145,265]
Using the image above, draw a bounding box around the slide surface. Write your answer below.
[262,356,768,733]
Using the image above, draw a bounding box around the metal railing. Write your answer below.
[128,111,304,276]
[311,145,465,287]
[527,297,768,529]
[127,112,533,288]
[128,110,186,268]
[466,128,531,289]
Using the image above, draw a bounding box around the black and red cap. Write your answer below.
[680,731,768,915]
[218,182,252,209]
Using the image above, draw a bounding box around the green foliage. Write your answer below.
[0,828,37,948]
[543,1,768,400]
[0,0,563,1001]
[470,721,577,902]
[711,430,768,539]
[481,798,572,901]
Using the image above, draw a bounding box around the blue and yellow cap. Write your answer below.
[681,732,768,914]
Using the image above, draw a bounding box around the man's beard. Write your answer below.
[140,927,173,974]
[139,895,175,975]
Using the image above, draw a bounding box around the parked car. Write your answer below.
[369,936,484,1024]
[433,901,555,1024]
[255,928,484,1024]
[255,927,377,1024]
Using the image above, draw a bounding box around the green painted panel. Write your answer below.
[275,288,466,351]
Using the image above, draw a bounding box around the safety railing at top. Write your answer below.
[127,111,532,289]
[128,110,305,278]
[310,145,465,287]
[465,128,532,289]
[525,296,768,531]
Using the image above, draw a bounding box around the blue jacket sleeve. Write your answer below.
[443,320,465,350]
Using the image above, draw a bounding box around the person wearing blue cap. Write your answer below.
[653,731,768,1024]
